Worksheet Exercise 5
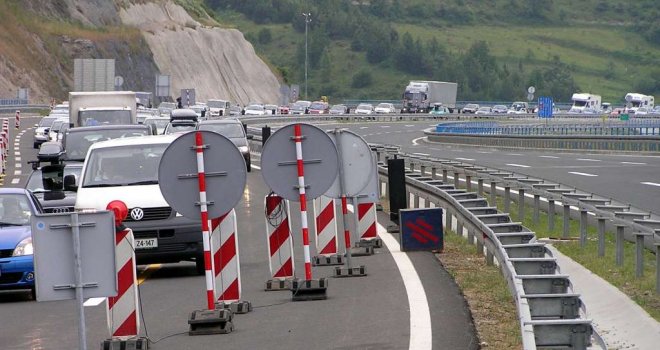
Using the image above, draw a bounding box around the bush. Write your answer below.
[351,70,373,88]
[258,28,272,44]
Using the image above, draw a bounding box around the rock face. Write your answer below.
[119,1,281,105]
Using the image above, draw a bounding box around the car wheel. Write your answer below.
[30,288,37,300]
[33,142,38,149]
[195,256,205,276]
[246,156,251,173]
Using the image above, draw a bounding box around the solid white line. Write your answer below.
[506,163,530,168]
[381,125,391,128]
[11,178,19,184]
[621,162,646,165]
[377,222,432,350]
[507,153,522,156]
[475,151,492,154]
[252,164,261,170]
[405,125,414,127]
[360,126,368,129]
[641,182,660,187]
[455,157,474,161]
[539,155,559,159]
[83,297,106,307]
[568,171,598,177]
[412,137,425,145]
[413,153,430,156]
[576,158,601,162]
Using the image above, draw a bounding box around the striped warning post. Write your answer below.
[211,209,242,302]
[357,202,378,240]
[106,228,139,337]
[264,195,294,280]
[313,196,338,255]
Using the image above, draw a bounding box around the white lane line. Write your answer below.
[455,157,474,161]
[360,126,369,129]
[621,162,646,165]
[568,171,598,177]
[405,125,414,127]
[381,125,391,128]
[11,178,19,184]
[252,164,261,170]
[413,153,430,156]
[539,155,559,159]
[83,297,106,307]
[412,137,425,145]
[576,158,601,162]
[377,223,432,350]
[15,163,21,168]
[507,153,522,156]
[14,170,21,176]
[15,157,21,162]
[641,182,660,187]
[506,163,530,168]
[14,152,20,156]
[475,151,492,154]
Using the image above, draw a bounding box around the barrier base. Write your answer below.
[348,246,374,257]
[291,278,328,301]
[101,337,149,350]
[376,203,383,211]
[216,300,252,314]
[188,309,234,335]
[264,279,293,291]
[386,224,399,233]
[333,265,367,278]
[357,238,383,249]
[312,254,344,266]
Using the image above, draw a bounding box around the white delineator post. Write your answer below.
[265,195,295,279]
[211,210,242,302]
[314,196,338,255]
[293,124,312,280]
[106,228,139,337]
[15,110,20,129]
[194,131,216,310]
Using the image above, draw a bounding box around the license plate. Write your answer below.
[135,238,158,250]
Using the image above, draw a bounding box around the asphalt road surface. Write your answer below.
[0,117,478,350]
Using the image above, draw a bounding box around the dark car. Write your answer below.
[0,188,43,298]
[197,119,252,172]
[25,163,82,214]
[61,125,152,162]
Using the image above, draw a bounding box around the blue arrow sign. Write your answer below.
[538,96,553,118]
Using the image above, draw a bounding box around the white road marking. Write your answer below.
[455,157,474,161]
[14,170,21,176]
[360,126,369,129]
[621,162,646,165]
[507,153,522,156]
[405,125,414,127]
[377,222,432,350]
[568,171,598,177]
[506,163,530,168]
[11,178,19,184]
[252,164,261,170]
[83,297,106,307]
[13,143,19,147]
[14,152,20,156]
[576,158,601,162]
[641,182,660,187]
[475,151,492,154]
[539,155,559,159]
[413,153,430,156]
[381,125,391,128]
[412,137,425,145]
[15,163,21,168]
[15,157,20,162]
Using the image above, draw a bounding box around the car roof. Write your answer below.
[67,125,150,133]
[89,134,178,150]
[199,119,242,125]
[0,188,30,195]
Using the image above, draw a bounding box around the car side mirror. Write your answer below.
[64,175,77,192]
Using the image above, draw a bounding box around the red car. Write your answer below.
[307,101,329,114]
[278,105,290,115]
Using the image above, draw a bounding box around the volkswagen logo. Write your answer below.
[130,208,144,221]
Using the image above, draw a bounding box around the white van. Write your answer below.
[74,135,204,272]
[568,93,601,114]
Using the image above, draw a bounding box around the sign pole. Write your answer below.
[293,124,313,280]
[71,212,88,350]
[194,131,216,310]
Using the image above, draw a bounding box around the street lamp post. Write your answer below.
[302,13,311,100]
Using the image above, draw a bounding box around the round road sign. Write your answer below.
[528,86,536,94]
[261,123,339,201]
[158,131,247,219]
[324,129,374,198]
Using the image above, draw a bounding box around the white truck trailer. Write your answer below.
[69,91,137,127]
[568,93,601,114]
[624,93,654,113]
[402,81,458,113]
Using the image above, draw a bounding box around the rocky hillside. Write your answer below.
[0,0,281,105]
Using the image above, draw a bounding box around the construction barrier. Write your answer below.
[357,202,378,241]
[314,196,338,255]
[264,194,295,290]
[106,227,140,337]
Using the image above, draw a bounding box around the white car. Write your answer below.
[244,104,266,116]
[374,103,396,114]
[48,119,69,142]
[492,105,508,114]
[635,107,650,115]
[354,103,374,115]
[475,106,492,115]
[462,104,479,113]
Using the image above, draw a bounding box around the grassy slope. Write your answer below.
[208,1,658,104]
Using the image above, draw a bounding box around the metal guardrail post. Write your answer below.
[413,193,420,208]
[563,204,571,239]
[504,186,511,213]
[465,174,472,192]
[548,200,556,232]
[431,166,438,180]
[635,233,650,277]
[409,160,415,172]
[655,243,660,294]
[443,169,448,183]
[476,232,484,253]
[453,171,460,188]
[597,218,606,257]
[616,225,625,266]
[446,210,453,233]
[533,195,540,225]
[457,219,464,237]
[518,189,525,221]
[420,164,426,176]
[580,210,589,248]
[490,181,497,206]
[478,179,484,196]
[467,228,474,245]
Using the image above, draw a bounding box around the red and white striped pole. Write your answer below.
[15,110,20,130]
[341,195,352,254]
[265,195,295,279]
[293,124,312,280]
[314,196,338,255]
[195,131,216,310]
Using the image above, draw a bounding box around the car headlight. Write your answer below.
[13,237,33,256]
[238,146,249,153]
[176,212,183,217]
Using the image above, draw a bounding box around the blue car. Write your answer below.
[0,188,42,298]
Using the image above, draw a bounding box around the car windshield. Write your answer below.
[309,103,326,110]
[246,105,263,111]
[82,144,167,187]
[26,166,82,193]
[80,110,132,126]
[376,103,390,109]
[166,123,196,134]
[64,128,150,161]
[50,120,66,131]
[466,104,478,108]
[330,105,345,111]
[39,117,59,127]
[207,101,228,108]
[573,101,587,107]
[0,194,32,226]
[357,104,372,109]
[494,105,506,109]
[198,123,245,138]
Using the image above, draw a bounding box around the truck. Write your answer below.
[69,91,137,127]
[401,81,458,114]
[624,93,654,113]
[568,93,601,114]
[207,99,231,118]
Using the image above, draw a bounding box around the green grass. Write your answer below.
[493,196,660,321]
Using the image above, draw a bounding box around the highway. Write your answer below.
[0,117,478,349]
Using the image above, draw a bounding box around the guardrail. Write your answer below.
[0,104,50,113]
[435,120,660,136]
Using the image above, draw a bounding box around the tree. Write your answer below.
[258,28,272,44]
[351,70,373,88]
